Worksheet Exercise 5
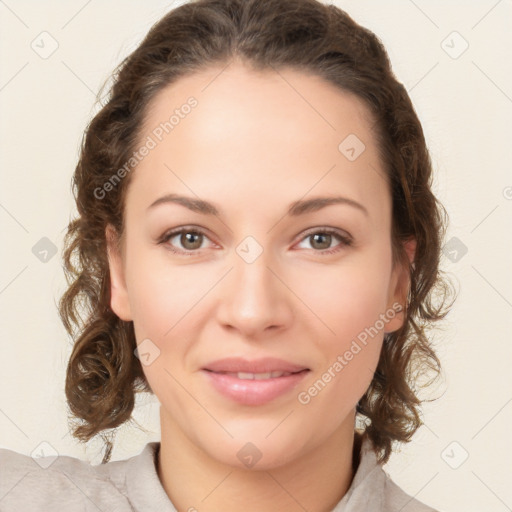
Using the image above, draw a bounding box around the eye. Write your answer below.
[295,228,353,255]
[158,226,353,256]
[158,227,214,256]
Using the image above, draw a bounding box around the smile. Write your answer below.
[201,357,310,406]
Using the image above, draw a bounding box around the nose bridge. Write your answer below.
[233,234,278,307]
[217,234,291,335]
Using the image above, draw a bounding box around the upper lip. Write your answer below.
[202,357,309,374]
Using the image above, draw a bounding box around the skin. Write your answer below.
[106,59,415,512]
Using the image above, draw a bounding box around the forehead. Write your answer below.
[141,61,377,154]
[127,61,388,221]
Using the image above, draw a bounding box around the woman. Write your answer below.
[0,0,454,510]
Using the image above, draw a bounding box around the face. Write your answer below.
[107,61,413,470]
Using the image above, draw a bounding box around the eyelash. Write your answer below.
[157,226,353,257]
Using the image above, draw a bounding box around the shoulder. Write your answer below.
[381,471,440,512]
[0,444,144,511]
[337,436,441,512]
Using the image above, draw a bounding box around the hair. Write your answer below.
[59,0,456,465]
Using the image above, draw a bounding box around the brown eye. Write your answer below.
[309,232,332,250]
[296,228,353,255]
[178,231,203,250]
[159,228,212,255]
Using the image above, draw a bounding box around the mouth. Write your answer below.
[206,370,302,380]
[202,357,309,374]
[201,357,310,406]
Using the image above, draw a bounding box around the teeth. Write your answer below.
[253,372,272,380]
[230,371,292,380]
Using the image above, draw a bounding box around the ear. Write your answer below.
[105,224,133,321]
[384,237,416,333]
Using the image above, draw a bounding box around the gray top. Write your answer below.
[0,437,438,511]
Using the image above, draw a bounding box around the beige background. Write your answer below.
[1,1,511,511]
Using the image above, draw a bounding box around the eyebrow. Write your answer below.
[147,193,369,217]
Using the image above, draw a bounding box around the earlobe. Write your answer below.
[105,224,133,321]
[385,237,416,333]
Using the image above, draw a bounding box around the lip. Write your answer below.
[203,357,309,374]
[202,357,310,406]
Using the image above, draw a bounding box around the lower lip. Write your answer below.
[202,370,309,406]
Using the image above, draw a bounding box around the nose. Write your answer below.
[215,245,294,339]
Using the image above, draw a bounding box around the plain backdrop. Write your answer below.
[1,1,511,511]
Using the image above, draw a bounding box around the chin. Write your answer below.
[198,427,312,471]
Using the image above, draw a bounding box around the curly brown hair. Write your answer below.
[59,0,455,465]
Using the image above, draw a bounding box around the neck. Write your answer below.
[157,411,360,512]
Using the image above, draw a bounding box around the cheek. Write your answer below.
[293,252,391,408]
[297,257,393,347]
[126,263,201,405]
[126,249,204,336]
[124,254,207,390]
[295,264,387,424]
